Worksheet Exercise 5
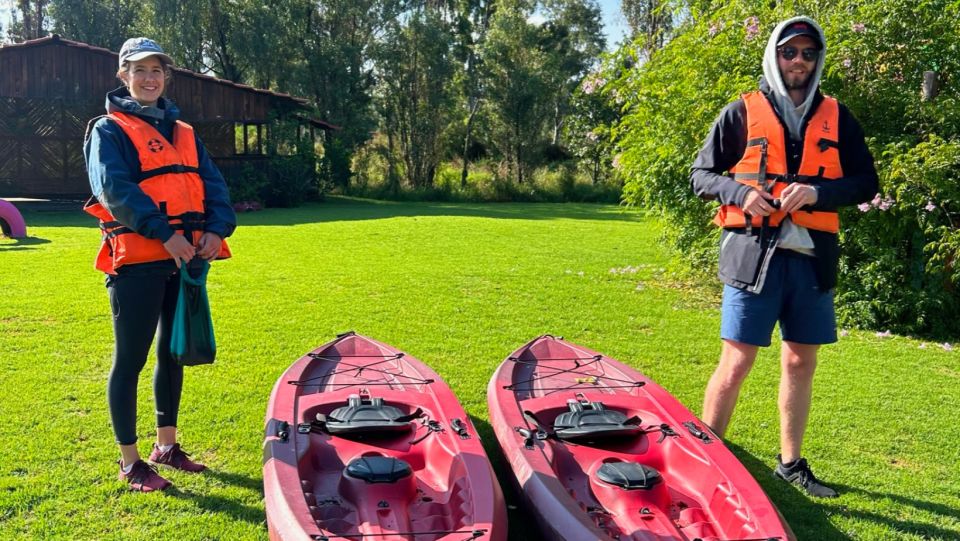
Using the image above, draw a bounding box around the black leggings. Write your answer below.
[106,269,183,445]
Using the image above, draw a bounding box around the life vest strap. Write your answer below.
[732,172,825,184]
[100,211,207,240]
[817,138,839,152]
[137,164,201,183]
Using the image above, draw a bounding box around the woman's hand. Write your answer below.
[163,234,196,267]
[196,232,223,261]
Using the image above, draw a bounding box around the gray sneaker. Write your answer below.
[774,455,838,498]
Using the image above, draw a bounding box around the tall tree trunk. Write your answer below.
[552,97,562,145]
[386,112,400,195]
[460,98,479,188]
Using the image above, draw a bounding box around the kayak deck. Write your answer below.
[265,333,504,541]
[489,335,794,541]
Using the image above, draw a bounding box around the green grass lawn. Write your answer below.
[1,197,958,540]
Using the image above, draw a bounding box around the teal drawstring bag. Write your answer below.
[170,258,216,366]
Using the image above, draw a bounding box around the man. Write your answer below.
[691,17,878,498]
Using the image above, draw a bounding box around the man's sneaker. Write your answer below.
[774,455,838,498]
[119,460,172,492]
[149,443,207,473]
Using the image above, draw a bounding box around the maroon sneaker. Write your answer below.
[119,460,172,492]
[148,443,207,473]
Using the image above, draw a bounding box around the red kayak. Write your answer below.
[264,332,507,541]
[487,335,796,541]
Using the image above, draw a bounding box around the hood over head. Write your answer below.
[761,16,826,139]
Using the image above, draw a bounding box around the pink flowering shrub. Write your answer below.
[744,17,760,39]
[839,136,960,337]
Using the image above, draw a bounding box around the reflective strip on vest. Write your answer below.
[83,112,231,274]
[713,91,843,233]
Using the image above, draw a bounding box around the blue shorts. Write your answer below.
[720,251,836,347]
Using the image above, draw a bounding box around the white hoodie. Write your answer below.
[762,16,827,140]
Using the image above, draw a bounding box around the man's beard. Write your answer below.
[783,72,811,91]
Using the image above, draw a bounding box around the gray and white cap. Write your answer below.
[118,37,174,68]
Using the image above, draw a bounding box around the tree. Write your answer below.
[453,0,495,187]
[143,0,246,78]
[7,0,50,41]
[47,0,140,51]
[375,6,457,188]
[281,0,405,189]
[538,0,605,145]
[481,0,549,183]
[621,0,673,58]
[564,68,621,184]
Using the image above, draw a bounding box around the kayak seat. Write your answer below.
[345,456,413,483]
[552,400,643,442]
[596,461,662,490]
[321,395,420,437]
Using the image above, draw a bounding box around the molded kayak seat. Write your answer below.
[322,396,420,436]
[552,400,643,442]
[596,462,662,490]
[345,456,413,483]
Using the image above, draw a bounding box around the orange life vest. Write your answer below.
[713,91,843,233]
[84,112,231,274]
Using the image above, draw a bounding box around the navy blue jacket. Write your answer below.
[85,87,236,246]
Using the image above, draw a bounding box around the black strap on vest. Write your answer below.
[137,164,201,183]
[99,211,206,240]
[743,138,770,236]
[817,138,839,152]
[733,172,823,184]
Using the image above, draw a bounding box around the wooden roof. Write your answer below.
[0,35,318,123]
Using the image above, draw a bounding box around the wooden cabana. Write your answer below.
[0,35,334,198]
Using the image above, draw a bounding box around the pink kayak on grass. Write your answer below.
[487,335,796,541]
[264,332,507,541]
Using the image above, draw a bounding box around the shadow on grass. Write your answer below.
[166,485,265,526]
[238,197,643,227]
[725,441,850,541]
[205,469,265,496]
[14,197,642,229]
[469,414,546,541]
[830,484,960,539]
[162,469,266,526]
[0,236,51,250]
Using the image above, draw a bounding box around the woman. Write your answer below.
[83,37,236,492]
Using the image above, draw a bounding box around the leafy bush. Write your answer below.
[610,0,960,337]
[263,150,318,208]
[348,143,620,203]
[225,163,268,206]
[839,136,960,337]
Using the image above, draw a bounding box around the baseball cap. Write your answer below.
[118,37,174,68]
[776,22,822,49]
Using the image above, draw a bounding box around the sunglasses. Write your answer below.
[778,46,820,62]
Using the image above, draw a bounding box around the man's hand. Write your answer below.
[741,189,778,216]
[779,183,818,214]
[196,232,223,261]
[163,234,196,267]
